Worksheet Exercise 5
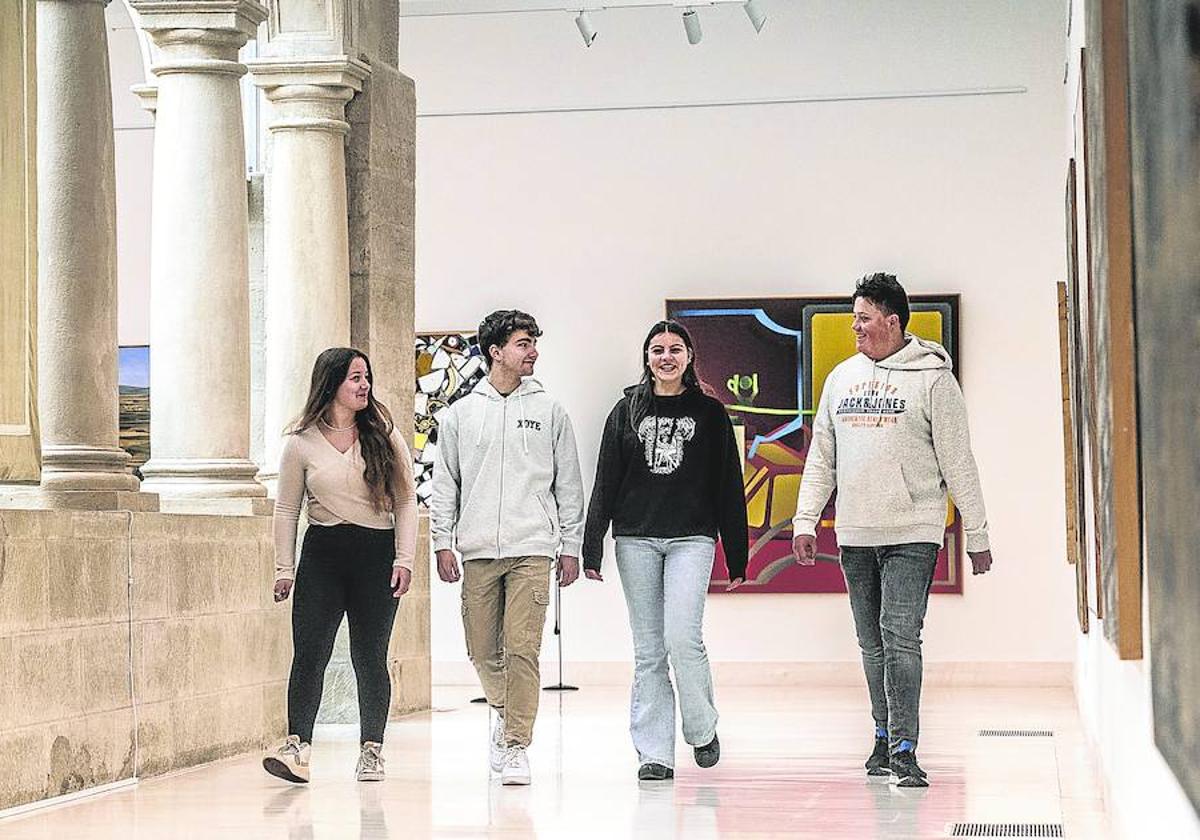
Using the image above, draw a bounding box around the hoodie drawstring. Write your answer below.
[870,361,894,429]
[519,391,529,455]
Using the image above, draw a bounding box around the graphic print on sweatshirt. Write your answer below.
[636,415,697,475]
[834,378,909,428]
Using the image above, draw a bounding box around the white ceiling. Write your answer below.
[400,0,744,16]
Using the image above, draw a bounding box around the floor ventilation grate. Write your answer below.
[978,729,1054,737]
[949,824,1063,838]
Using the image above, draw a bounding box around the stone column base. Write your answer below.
[0,488,160,512]
[140,457,267,502]
[39,445,138,492]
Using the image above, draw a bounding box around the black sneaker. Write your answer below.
[637,762,674,781]
[889,749,929,787]
[865,736,890,776]
[694,733,720,768]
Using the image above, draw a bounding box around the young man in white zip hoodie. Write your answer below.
[431,310,585,786]
[792,273,994,788]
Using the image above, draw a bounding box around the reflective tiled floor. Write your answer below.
[1,683,1114,839]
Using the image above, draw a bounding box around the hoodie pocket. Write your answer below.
[534,492,557,535]
[835,458,914,525]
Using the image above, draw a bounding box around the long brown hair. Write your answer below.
[289,347,398,513]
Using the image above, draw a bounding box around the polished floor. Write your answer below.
[2,683,1114,839]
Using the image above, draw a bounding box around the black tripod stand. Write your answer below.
[543,576,578,692]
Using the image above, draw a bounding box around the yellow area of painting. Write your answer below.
[741,446,804,530]
[754,441,804,467]
[414,432,428,451]
[769,473,802,526]
[809,310,944,406]
[746,481,769,528]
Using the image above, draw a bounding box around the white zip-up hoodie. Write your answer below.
[430,376,586,561]
[792,335,990,552]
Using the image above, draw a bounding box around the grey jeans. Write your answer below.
[616,536,719,769]
[839,543,939,751]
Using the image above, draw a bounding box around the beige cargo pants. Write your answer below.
[461,556,552,747]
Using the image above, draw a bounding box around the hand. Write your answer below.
[391,566,412,598]
[725,577,745,592]
[792,534,817,566]
[273,578,293,602]
[557,555,580,587]
[436,549,461,583]
[968,549,993,575]
[584,569,604,582]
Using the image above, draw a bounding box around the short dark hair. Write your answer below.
[852,272,910,331]
[477,309,542,368]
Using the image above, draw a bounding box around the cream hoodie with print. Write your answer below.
[792,335,990,552]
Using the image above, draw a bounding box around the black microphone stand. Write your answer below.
[543,575,578,692]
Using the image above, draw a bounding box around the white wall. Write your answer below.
[402,0,1079,669]
[1077,626,1200,839]
[107,1,153,347]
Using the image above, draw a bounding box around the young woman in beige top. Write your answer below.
[262,347,418,785]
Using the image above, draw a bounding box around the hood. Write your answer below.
[466,375,545,451]
[875,334,953,372]
[469,376,546,401]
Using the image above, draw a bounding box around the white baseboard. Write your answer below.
[0,778,138,822]
[434,660,1072,688]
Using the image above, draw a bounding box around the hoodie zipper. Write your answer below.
[496,397,507,556]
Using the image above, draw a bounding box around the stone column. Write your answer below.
[131,0,269,511]
[35,0,141,499]
[247,59,368,485]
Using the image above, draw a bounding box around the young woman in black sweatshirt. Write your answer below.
[583,320,748,781]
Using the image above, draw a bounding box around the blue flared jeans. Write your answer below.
[616,536,719,769]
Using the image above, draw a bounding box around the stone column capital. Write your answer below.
[246,56,370,94]
[129,0,267,42]
[130,82,159,114]
[248,56,369,135]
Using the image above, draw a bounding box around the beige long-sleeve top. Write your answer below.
[273,424,418,581]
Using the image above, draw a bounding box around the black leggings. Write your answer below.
[287,523,398,744]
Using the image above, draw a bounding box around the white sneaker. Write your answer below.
[489,711,507,773]
[500,745,531,786]
[357,741,385,782]
[263,735,311,784]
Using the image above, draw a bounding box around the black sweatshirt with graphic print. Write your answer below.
[582,386,749,580]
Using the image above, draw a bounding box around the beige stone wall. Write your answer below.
[0,505,430,811]
[0,510,134,808]
[0,509,289,811]
[128,513,289,777]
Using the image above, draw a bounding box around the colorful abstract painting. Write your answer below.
[118,345,150,471]
[666,297,963,595]
[413,332,486,506]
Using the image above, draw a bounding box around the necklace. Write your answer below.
[319,416,356,433]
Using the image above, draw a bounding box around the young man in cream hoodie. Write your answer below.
[792,273,994,788]
[431,310,585,786]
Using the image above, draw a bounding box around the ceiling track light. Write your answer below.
[575,10,598,47]
[682,7,702,45]
[743,0,766,33]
